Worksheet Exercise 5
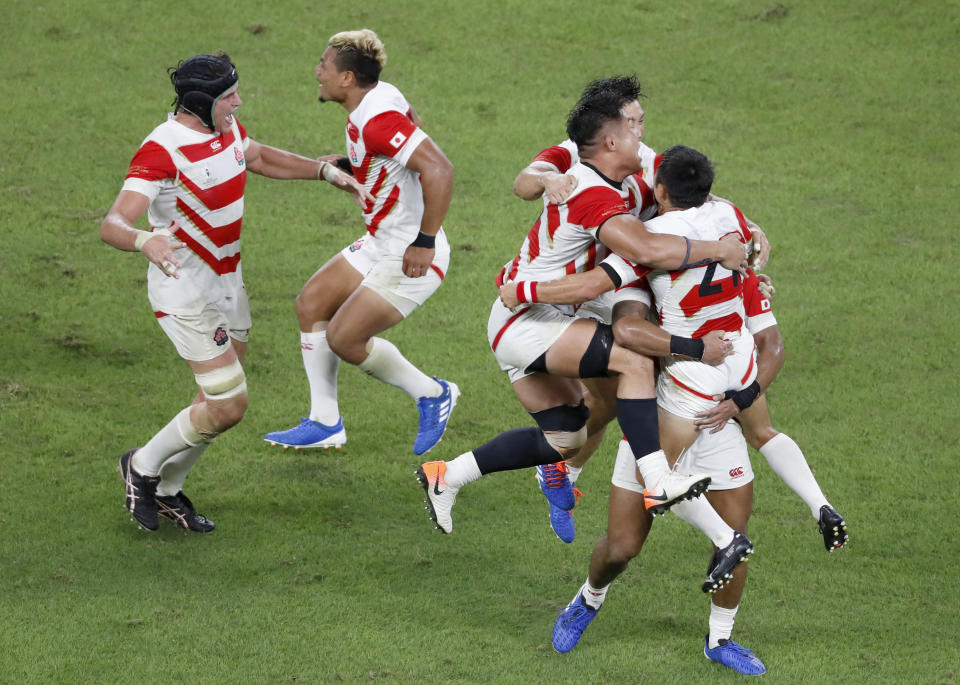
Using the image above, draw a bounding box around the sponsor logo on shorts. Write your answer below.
[729,466,744,478]
[348,238,365,252]
[213,327,229,346]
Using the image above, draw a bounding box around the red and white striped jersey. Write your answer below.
[644,201,752,338]
[533,139,659,221]
[498,163,637,301]
[345,81,430,251]
[122,115,249,315]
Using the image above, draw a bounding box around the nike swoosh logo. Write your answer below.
[433,480,444,496]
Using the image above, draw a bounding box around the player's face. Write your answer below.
[315,47,344,103]
[622,100,645,141]
[213,86,242,133]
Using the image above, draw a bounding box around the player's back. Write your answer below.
[645,201,749,338]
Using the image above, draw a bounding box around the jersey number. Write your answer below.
[698,262,740,297]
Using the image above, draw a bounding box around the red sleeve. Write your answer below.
[361,110,418,157]
[533,145,572,172]
[125,140,176,182]
[729,203,753,243]
[566,186,629,230]
[742,269,772,317]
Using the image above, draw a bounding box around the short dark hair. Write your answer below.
[578,74,644,104]
[566,89,632,151]
[655,145,714,208]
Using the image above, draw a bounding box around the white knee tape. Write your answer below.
[175,407,206,445]
[195,360,247,401]
[544,425,588,452]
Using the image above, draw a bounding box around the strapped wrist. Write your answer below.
[515,281,539,304]
[410,231,436,249]
[669,336,704,360]
[726,380,761,411]
[317,161,340,183]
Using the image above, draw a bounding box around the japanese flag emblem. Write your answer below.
[390,131,407,148]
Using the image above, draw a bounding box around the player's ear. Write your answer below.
[654,182,669,206]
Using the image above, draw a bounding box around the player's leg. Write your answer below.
[554,440,651,653]
[702,483,765,675]
[122,309,248,531]
[740,395,848,550]
[264,253,362,449]
[417,373,585,534]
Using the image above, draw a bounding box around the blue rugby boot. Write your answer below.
[552,593,599,653]
[704,635,766,676]
[413,378,459,455]
[264,417,346,449]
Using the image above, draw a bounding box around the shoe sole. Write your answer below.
[264,439,345,450]
[645,476,711,517]
[703,543,754,593]
[415,466,449,533]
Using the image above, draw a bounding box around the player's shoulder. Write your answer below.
[354,81,410,123]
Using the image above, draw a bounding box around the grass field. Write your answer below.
[2,0,959,682]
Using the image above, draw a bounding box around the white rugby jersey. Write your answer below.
[122,115,249,315]
[345,81,430,249]
[498,162,639,297]
[644,201,752,338]
[533,139,659,221]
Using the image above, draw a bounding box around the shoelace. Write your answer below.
[541,462,570,489]
[573,487,584,506]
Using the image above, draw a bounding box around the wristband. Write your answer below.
[515,281,539,304]
[724,380,762,411]
[410,231,436,249]
[134,227,172,252]
[317,161,341,183]
[678,236,711,270]
[669,336,704,360]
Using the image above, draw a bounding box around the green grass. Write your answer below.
[2,0,959,682]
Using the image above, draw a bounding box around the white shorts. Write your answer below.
[611,421,754,493]
[156,287,251,362]
[487,299,577,384]
[340,230,450,317]
[657,330,758,419]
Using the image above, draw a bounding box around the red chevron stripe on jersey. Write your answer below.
[173,225,241,275]
[176,128,237,162]
[175,197,242,248]
[178,169,247,212]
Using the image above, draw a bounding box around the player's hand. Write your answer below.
[324,166,375,209]
[694,399,739,433]
[718,234,749,273]
[498,282,521,310]
[756,273,775,300]
[700,331,734,365]
[749,226,771,270]
[141,227,186,279]
[402,245,434,278]
[542,172,577,204]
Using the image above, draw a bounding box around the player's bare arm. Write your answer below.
[499,268,613,310]
[614,313,732,366]
[100,190,186,278]
[401,137,453,278]
[245,139,373,207]
[513,162,578,203]
[599,213,748,272]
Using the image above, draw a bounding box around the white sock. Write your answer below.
[301,330,341,425]
[358,337,440,400]
[580,579,609,609]
[635,449,669,488]
[708,601,739,648]
[156,441,212,497]
[567,464,583,487]
[759,433,829,518]
[443,452,482,488]
[133,407,197,476]
[671,497,735,548]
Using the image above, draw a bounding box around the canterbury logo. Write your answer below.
[729,467,744,478]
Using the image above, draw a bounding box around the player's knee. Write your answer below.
[746,426,778,450]
[605,534,643,566]
[324,325,365,364]
[195,361,248,432]
[531,401,589,451]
